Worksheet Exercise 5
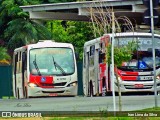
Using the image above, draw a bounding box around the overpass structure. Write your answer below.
[20,0,160,28]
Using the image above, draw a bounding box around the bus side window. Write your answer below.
[14,53,18,74]
[16,52,21,73]
[83,53,86,68]
[19,52,22,73]
[22,51,27,84]
[89,45,95,66]
[22,52,27,72]
[99,49,102,63]
[99,43,106,63]
[90,45,95,56]
[99,51,106,63]
[19,52,21,61]
[83,48,87,68]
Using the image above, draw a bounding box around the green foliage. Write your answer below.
[0,0,52,50]
[66,21,94,59]
[47,20,69,42]
[4,19,52,49]
[0,0,95,58]
[47,0,75,3]
[107,41,137,67]
[0,47,10,60]
[106,40,138,112]
[0,0,41,18]
[47,20,94,60]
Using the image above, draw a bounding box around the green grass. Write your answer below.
[46,116,160,120]
[140,107,160,111]
[2,96,15,99]
[46,107,160,120]
[0,107,160,120]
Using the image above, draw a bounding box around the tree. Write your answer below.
[0,0,41,36]
[88,1,135,111]
[0,0,52,50]
[4,18,52,49]
[0,47,11,65]
[47,20,94,60]
[106,42,137,111]
[66,21,94,60]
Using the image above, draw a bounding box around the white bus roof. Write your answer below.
[84,32,160,47]
[106,32,160,37]
[14,40,74,52]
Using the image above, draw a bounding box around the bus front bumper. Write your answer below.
[27,85,77,97]
[114,80,160,93]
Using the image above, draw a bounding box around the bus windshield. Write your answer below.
[29,47,75,76]
[115,36,160,70]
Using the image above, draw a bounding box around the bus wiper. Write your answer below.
[33,54,41,76]
[52,56,66,75]
[52,56,57,70]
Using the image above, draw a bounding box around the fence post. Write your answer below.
[77,61,83,96]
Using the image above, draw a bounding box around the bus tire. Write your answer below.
[24,87,28,98]
[102,77,107,96]
[89,81,93,97]
[102,86,106,96]
[17,88,20,99]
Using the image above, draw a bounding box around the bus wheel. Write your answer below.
[102,86,106,96]
[24,87,28,98]
[89,81,93,97]
[102,77,107,96]
[17,88,20,99]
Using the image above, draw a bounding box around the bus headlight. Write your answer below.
[118,76,122,81]
[71,82,77,87]
[28,83,38,88]
[156,76,160,80]
[67,82,77,87]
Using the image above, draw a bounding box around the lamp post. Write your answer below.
[143,0,159,108]
[150,0,158,108]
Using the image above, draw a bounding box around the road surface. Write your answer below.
[0,95,159,112]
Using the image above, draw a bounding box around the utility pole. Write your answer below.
[150,0,157,108]
[111,11,116,114]
[143,0,159,108]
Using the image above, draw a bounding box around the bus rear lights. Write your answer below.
[28,83,38,88]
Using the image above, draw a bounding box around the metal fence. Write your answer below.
[0,62,83,98]
[0,65,12,99]
[77,61,83,95]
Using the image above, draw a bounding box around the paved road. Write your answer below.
[0,95,160,112]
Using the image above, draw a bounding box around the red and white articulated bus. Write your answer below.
[12,40,78,98]
[83,32,160,96]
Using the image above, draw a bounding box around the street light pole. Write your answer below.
[111,11,116,113]
[150,0,158,108]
